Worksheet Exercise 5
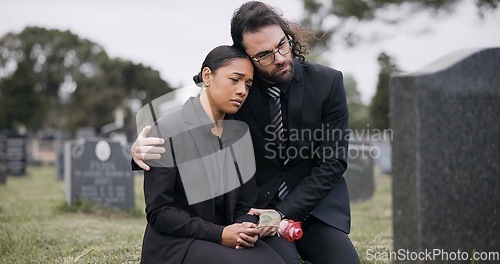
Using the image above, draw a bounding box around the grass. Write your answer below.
[0,164,393,263]
[350,169,393,264]
[0,165,146,264]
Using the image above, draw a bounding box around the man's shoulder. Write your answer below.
[299,60,341,76]
[295,61,343,87]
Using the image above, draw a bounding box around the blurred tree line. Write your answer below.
[0,27,173,138]
[301,0,498,51]
[301,0,498,131]
[341,52,399,132]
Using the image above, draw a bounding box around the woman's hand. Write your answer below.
[248,208,282,238]
[131,125,165,171]
[221,222,260,249]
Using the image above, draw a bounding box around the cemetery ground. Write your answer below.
[0,164,392,264]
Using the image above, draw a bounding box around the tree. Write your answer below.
[301,0,499,51]
[344,74,369,132]
[370,52,399,130]
[0,27,173,136]
[0,60,45,130]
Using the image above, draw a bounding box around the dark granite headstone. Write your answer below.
[55,145,64,181]
[64,139,134,210]
[0,134,7,184]
[6,133,27,176]
[391,48,500,263]
[344,142,374,202]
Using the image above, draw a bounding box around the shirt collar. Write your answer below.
[257,66,294,95]
[274,79,291,95]
[191,95,235,142]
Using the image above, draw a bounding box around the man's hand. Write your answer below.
[248,208,282,238]
[131,125,166,171]
[221,222,260,249]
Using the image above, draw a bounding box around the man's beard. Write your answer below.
[258,60,294,84]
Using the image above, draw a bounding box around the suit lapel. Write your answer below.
[247,81,283,168]
[246,83,269,131]
[181,97,216,219]
[287,59,304,163]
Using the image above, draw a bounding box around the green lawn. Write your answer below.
[0,165,392,263]
[350,170,393,264]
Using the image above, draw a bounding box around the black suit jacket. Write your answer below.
[141,97,257,264]
[233,59,351,233]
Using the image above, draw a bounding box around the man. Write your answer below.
[132,2,359,263]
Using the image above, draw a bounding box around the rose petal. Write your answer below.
[293,228,303,239]
[277,220,304,241]
[278,220,289,234]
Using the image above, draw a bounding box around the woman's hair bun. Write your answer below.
[193,72,203,87]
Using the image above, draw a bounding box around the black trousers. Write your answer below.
[182,239,286,264]
[296,216,360,264]
[261,235,300,264]
[261,216,359,264]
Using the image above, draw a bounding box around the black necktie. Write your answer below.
[268,86,289,200]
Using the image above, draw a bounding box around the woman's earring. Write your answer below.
[204,83,210,88]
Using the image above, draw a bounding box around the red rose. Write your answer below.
[278,219,303,242]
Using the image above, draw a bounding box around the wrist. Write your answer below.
[275,209,285,219]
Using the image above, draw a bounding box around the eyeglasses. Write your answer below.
[251,38,293,67]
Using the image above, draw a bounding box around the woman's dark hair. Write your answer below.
[230,1,310,63]
[193,45,250,86]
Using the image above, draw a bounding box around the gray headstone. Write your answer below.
[391,48,500,263]
[0,134,7,184]
[344,142,374,202]
[372,140,392,174]
[55,145,64,181]
[5,133,27,176]
[75,127,96,139]
[64,139,134,210]
[54,129,70,181]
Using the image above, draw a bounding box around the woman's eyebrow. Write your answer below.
[232,72,253,83]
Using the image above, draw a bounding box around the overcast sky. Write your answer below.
[1,0,499,103]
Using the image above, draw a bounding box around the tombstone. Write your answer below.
[372,140,392,174]
[5,132,27,176]
[391,48,500,263]
[75,127,96,139]
[64,138,134,210]
[0,134,7,184]
[55,145,64,181]
[344,142,374,202]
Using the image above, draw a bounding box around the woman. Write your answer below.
[140,45,285,264]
